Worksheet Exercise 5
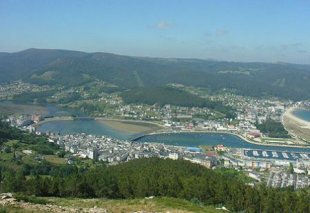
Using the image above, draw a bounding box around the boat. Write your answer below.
[262,151,269,157]
[272,151,278,158]
[282,152,289,159]
[253,150,259,157]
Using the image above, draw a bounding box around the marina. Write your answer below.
[243,149,310,161]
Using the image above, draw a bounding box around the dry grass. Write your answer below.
[43,197,223,213]
[44,155,67,165]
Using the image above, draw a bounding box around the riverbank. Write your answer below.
[37,116,310,149]
[96,118,163,134]
[36,116,74,126]
[136,129,310,149]
[282,107,310,142]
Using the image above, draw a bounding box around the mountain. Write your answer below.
[1,48,310,100]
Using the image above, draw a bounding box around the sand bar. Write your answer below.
[96,118,163,133]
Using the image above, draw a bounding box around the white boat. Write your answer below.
[262,151,269,157]
[253,150,259,157]
[282,152,289,159]
[272,151,278,158]
[290,153,298,159]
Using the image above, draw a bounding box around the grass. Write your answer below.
[44,155,67,165]
[0,206,37,213]
[21,155,38,165]
[262,137,290,142]
[0,139,69,169]
[14,194,47,205]
[0,153,13,161]
[5,140,19,146]
[42,197,223,213]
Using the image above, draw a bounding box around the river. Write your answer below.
[2,102,310,152]
[38,119,133,140]
[133,132,310,153]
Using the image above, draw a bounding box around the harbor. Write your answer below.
[243,149,310,161]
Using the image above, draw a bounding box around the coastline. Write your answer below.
[36,116,74,126]
[36,116,310,149]
[282,107,310,142]
[37,116,163,134]
[135,130,310,149]
[284,107,310,128]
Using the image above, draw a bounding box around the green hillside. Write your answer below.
[1,49,310,100]
[121,86,236,118]
[0,120,309,213]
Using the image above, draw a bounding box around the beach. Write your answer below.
[282,107,310,142]
[96,118,163,134]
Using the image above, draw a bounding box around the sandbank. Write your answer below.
[96,118,163,134]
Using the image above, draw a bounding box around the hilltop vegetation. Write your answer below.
[0,121,309,212]
[1,48,310,100]
[256,119,290,138]
[0,196,222,213]
[2,157,310,213]
[0,121,69,175]
[121,86,236,118]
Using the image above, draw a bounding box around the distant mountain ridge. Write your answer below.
[1,48,310,100]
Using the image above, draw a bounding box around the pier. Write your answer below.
[244,149,310,161]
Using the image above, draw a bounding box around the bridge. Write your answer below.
[129,133,146,141]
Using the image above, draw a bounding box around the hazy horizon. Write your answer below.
[3,47,310,66]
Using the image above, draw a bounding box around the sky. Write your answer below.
[1,0,310,64]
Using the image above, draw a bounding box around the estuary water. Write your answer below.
[38,120,133,140]
[2,101,310,152]
[133,132,310,153]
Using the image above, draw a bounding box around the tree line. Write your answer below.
[0,158,309,213]
[256,118,290,138]
[121,86,236,119]
[0,120,309,212]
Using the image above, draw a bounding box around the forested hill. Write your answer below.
[1,48,310,100]
[121,86,236,118]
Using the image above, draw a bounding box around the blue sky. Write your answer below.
[1,0,310,63]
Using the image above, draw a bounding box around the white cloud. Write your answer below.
[155,21,173,29]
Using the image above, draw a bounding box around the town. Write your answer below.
[1,80,310,189]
